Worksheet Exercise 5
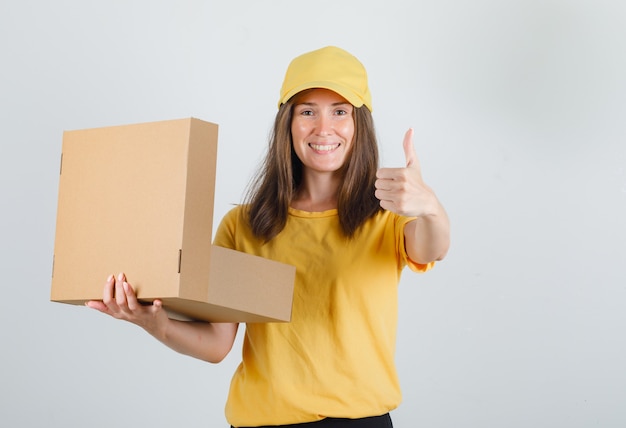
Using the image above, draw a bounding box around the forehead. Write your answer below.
[293,88,351,105]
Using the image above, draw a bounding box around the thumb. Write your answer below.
[403,128,416,167]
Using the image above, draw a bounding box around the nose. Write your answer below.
[315,114,333,136]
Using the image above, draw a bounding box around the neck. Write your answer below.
[291,172,340,212]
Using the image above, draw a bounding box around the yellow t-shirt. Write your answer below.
[213,205,434,427]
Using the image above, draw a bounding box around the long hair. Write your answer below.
[244,98,382,242]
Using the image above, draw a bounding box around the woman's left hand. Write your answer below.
[375,128,439,217]
[375,128,450,263]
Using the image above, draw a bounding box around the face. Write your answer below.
[291,88,355,175]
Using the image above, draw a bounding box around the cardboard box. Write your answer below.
[51,118,295,322]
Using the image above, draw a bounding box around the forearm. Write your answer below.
[405,206,450,264]
[149,319,239,364]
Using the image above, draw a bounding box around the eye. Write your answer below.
[334,105,352,116]
[295,106,314,116]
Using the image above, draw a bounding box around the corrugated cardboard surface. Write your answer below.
[51,118,295,322]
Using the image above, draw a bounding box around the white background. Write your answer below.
[1,1,625,427]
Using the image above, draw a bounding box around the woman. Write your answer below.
[87,46,450,427]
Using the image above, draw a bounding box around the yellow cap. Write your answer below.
[278,46,372,111]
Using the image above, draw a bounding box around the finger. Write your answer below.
[102,273,115,305]
[85,300,108,313]
[378,198,397,213]
[123,280,139,311]
[403,128,417,168]
[115,272,127,306]
[152,299,164,315]
[376,167,405,180]
[375,176,393,191]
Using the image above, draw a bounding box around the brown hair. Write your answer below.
[244,98,382,242]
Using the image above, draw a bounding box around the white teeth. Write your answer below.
[310,143,339,151]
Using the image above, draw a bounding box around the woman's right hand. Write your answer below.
[85,272,239,363]
[86,272,169,337]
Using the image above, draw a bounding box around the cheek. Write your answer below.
[339,121,355,143]
[290,119,309,141]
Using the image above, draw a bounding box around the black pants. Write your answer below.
[233,413,393,428]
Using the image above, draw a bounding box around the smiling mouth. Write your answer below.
[309,143,340,151]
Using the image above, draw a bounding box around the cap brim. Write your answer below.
[279,81,365,109]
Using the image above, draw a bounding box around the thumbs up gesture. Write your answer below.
[375,128,439,218]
